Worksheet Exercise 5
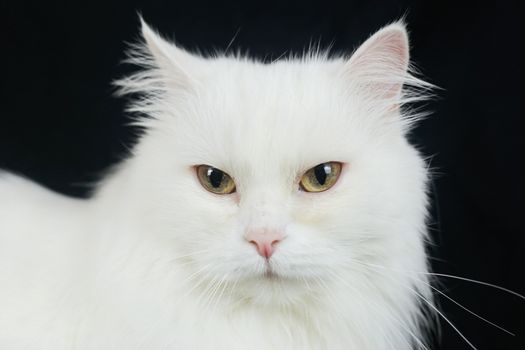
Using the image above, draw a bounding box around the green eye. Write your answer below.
[196,165,236,194]
[300,162,342,193]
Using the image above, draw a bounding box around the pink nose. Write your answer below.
[245,229,284,259]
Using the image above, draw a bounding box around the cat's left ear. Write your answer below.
[344,22,410,101]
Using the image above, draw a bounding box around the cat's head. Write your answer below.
[114,19,431,307]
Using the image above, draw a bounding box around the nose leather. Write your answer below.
[245,228,284,259]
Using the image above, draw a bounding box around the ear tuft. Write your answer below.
[113,17,199,121]
[139,17,177,68]
[137,16,196,85]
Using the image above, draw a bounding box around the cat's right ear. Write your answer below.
[114,19,201,107]
[139,17,198,88]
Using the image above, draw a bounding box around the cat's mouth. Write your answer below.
[263,268,279,279]
[261,262,283,280]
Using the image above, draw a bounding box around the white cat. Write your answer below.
[0,19,434,349]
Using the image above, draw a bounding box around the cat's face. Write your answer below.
[123,21,429,306]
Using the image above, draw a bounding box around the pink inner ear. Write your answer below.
[345,24,410,100]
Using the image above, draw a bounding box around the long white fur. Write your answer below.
[0,20,434,349]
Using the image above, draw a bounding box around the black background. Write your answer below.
[1,1,524,349]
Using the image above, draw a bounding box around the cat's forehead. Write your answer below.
[171,58,368,169]
[204,57,346,111]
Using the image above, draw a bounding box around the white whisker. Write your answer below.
[349,259,518,335]
[353,261,525,300]
[346,259,481,350]
[324,269,428,350]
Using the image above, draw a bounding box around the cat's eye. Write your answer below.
[299,162,342,193]
[196,165,236,194]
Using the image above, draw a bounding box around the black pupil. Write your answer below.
[208,168,224,188]
[314,164,329,185]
